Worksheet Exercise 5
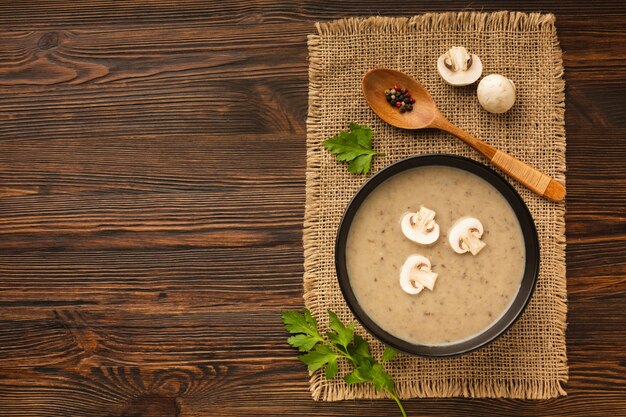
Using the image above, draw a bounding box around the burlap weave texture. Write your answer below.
[303,12,567,400]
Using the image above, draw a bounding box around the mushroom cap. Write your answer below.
[437,47,483,86]
[400,254,438,295]
[477,74,516,113]
[401,207,440,245]
[448,217,485,254]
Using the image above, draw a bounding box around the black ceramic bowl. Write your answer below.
[335,154,539,357]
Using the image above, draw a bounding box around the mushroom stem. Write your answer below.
[401,206,440,245]
[446,47,471,71]
[413,208,436,232]
[437,46,483,86]
[448,217,487,256]
[411,268,438,291]
[460,232,487,255]
[400,254,438,295]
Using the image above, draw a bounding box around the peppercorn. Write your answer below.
[384,84,415,113]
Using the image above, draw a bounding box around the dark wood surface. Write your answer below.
[0,1,625,416]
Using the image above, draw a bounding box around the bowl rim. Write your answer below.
[335,154,540,357]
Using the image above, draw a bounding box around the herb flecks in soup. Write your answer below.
[346,165,525,346]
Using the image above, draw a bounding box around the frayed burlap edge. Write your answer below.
[303,11,567,400]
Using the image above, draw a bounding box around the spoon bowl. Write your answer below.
[361,68,566,202]
[362,68,438,129]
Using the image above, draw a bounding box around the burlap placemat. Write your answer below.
[303,12,567,400]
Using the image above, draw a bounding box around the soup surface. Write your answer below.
[346,165,525,346]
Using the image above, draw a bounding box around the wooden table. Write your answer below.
[0,2,624,416]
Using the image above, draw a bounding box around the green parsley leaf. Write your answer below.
[355,360,373,379]
[282,309,406,417]
[349,122,373,149]
[327,310,355,349]
[382,346,397,363]
[287,334,319,352]
[347,154,374,174]
[324,131,374,162]
[344,368,368,385]
[325,358,338,379]
[299,344,338,372]
[281,310,317,336]
[347,334,371,362]
[323,123,381,175]
[370,363,395,393]
[303,307,317,329]
[343,368,370,385]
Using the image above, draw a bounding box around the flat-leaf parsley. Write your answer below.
[323,123,382,174]
[281,308,406,417]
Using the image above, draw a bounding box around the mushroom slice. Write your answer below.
[448,217,487,256]
[401,206,440,245]
[400,254,438,295]
[437,47,483,86]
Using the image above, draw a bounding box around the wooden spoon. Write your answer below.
[362,68,566,202]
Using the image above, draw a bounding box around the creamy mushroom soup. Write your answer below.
[346,165,525,346]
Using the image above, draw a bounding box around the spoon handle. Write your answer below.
[435,119,566,202]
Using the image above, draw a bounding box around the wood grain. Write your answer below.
[0,1,625,416]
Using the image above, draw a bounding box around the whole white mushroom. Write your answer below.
[477,74,516,113]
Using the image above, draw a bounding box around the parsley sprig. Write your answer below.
[281,308,406,417]
[323,123,382,174]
